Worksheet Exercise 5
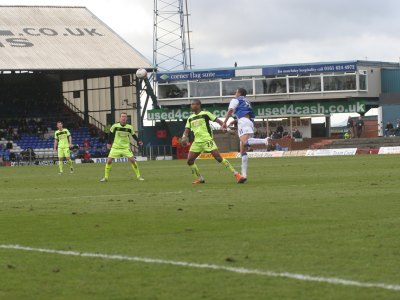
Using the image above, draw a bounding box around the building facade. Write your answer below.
[148,60,400,138]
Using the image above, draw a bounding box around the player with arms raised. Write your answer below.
[222,88,268,183]
[181,99,243,184]
[54,121,74,175]
[100,112,144,182]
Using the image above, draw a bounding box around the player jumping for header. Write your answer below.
[54,121,74,175]
[181,99,243,184]
[100,112,144,182]
[222,88,269,183]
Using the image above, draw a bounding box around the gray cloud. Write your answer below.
[188,0,400,67]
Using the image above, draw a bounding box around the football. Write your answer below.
[136,68,148,79]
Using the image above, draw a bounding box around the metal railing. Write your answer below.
[140,145,173,160]
[4,151,58,166]
[63,97,106,132]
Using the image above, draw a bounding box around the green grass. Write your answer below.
[1,155,400,300]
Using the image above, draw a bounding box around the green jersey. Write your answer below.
[185,111,218,143]
[54,128,71,148]
[110,123,135,149]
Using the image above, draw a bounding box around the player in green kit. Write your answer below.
[100,112,144,182]
[53,121,74,175]
[181,99,244,184]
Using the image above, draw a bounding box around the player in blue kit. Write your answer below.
[222,88,269,183]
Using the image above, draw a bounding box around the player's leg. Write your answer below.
[65,157,74,173]
[187,151,203,184]
[239,118,268,147]
[239,134,250,183]
[210,148,241,181]
[58,158,63,174]
[128,156,144,181]
[237,118,255,183]
[102,157,113,181]
[65,149,74,173]
[57,148,64,174]
[247,136,270,146]
[101,156,113,182]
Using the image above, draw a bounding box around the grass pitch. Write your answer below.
[1,156,400,300]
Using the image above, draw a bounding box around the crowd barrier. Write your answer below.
[3,146,400,167]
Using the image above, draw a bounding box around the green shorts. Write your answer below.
[190,140,218,153]
[58,147,70,158]
[109,148,134,159]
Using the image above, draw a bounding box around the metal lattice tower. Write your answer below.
[153,0,192,71]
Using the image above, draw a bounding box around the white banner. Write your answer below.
[305,148,357,157]
[93,157,148,163]
[378,147,400,155]
[239,151,284,158]
[155,156,173,160]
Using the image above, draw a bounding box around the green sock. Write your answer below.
[190,163,201,179]
[221,158,236,173]
[104,163,112,179]
[131,162,141,178]
[68,159,73,169]
[58,160,63,172]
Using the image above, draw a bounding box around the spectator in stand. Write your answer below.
[71,145,80,159]
[6,140,13,150]
[395,119,400,136]
[171,135,179,158]
[83,138,91,151]
[83,150,93,163]
[12,127,20,140]
[98,132,106,143]
[37,126,43,139]
[385,121,395,137]
[356,116,364,138]
[7,127,13,140]
[346,116,354,138]
[276,124,284,138]
[254,124,261,138]
[42,124,48,136]
[282,132,291,139]
[271,131,281,139]
[293,128,302,139]
[259,124,267,138]
[89,126,98,137]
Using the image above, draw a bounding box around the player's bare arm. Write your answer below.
[222,109,234,129]
[181,128,190,147]
[53,139,58,152]
[228,119,237,127]
[214,118,224,127]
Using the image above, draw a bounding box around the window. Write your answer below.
[255,78,287,94]
[289,76,321,93]
[359,71,367,91]
[323,74,356,91]
[222,80,253,96]
[189,81,220,98]
[158,83,188,99]
[122,75,131,87]
[73,91,80,98]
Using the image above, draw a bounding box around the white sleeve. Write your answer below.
[228,98,239,111]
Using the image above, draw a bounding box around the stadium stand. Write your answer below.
[0,123,108,162]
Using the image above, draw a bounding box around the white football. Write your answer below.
[136,68,148,79]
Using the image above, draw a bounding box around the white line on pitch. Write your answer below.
[1,244,399,292]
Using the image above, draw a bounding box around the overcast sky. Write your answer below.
[2,0,400,69]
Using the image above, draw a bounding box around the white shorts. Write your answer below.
[237,118,254,137]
